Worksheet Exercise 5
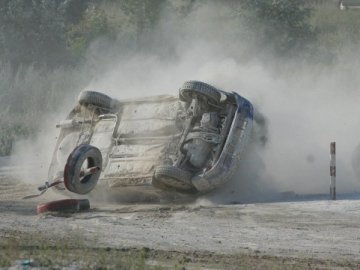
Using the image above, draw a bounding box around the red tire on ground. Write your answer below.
[36,199,90,214]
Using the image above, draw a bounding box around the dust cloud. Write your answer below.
[10,114,71,185]
[11,2,360,202]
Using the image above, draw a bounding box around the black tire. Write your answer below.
[64,144,102,194]
[152,165,196,193]
[179,81,221,104]
[37,199,90,214]
[78,91,112,109]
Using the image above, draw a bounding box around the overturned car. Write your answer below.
[47,81,253,200]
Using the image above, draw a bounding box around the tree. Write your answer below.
[240,0,315,57]
[116,0,168,46]
[67,4,110,59]
[0,0,92,69]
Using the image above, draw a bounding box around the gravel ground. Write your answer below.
[2,176,360,269]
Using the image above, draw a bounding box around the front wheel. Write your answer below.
[152,165,197,193]
[78,91,113,109]
[179,81,221,105]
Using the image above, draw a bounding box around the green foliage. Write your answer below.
[0,0,68,68]
[310,3,360,54]
[0,63,86,114]
[0,0,318,67]
[0,118,32,156]
[67,5,111,58]
[117,0,167,29]
[0,0,106,68]
[0,63,90,155]
[240,0,315,57]
[0,0,360,156]
[115,0,169,44]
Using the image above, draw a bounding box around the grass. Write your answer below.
[1,229,360,270]
[0,231,167,270]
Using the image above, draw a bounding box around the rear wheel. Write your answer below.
[179,81,221,105]
[64,144,102,194]
[152,165,197,193]
[78,91,113,109]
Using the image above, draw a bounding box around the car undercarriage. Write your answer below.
[47,81,253,199]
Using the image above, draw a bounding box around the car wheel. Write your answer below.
[78,90,113,109]
[153,165,196,193]
[179,81,221,105]
[37,199,90,214]
[64,144,102,194]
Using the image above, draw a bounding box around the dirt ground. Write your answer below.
[2,176,360,269]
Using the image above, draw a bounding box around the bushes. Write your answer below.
[0,63,90,155]
[0,0,70,68]
[310,3,360,57]
[0,0,320,68]
[1,0,354,69]
[67,5,111,59]
[0,0,110,69]
[0,118,33,156]
[239,0,315,58]
[0,0,359,155]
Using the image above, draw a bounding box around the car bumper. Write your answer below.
[191,92,254,192]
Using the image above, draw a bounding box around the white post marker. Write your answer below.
[330,142,336,200]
